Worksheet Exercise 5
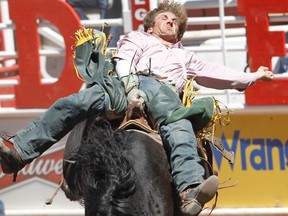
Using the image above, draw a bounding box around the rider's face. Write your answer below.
[148,12,179,43]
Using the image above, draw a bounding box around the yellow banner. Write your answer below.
[212,113,288,207]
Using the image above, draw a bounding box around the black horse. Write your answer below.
[61,118,183,216]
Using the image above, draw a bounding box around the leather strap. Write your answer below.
[204,132,235,164]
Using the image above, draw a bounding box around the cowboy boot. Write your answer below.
[180,175,218,216]
[0,137,25,182]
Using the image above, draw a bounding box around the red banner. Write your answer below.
[9,0,82,108]
[130,0,150,31]
[238,0,288,105]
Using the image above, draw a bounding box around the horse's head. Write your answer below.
[63,119,179,215]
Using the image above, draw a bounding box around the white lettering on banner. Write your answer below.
[23,159,63,175]
[0,158,63,179]
[131,0,149,31]
[135,0,145,5]
[135,8,147,21]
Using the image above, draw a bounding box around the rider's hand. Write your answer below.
[127,89,147,111]
[256,66,274,82]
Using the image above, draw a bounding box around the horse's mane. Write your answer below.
[72,120,137,216]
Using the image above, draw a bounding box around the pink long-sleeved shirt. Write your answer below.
[116,31,260,92]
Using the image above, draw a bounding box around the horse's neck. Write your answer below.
[127,129,162,145]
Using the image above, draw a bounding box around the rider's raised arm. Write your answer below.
[187,57,274,91]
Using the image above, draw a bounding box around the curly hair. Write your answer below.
[143,0,187,41]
